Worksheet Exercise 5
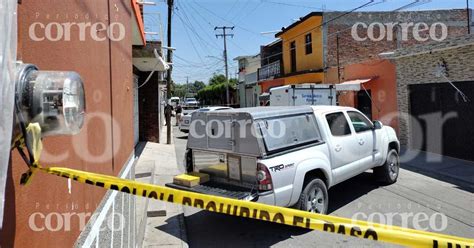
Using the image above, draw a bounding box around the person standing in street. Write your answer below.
[164,103,174,126]
[175,104,182,126]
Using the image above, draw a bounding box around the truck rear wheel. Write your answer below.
[374,149,399,185]
[297,178,328,214]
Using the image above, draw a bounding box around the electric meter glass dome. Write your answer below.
[28,71,86,136]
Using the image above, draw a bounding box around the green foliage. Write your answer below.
[192,80,206,92]
[171,80,207,99]
[209,74,227,85]
[197,82,237,105]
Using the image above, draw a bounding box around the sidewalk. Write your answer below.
[135,125,188,248]
[401,148,474,191]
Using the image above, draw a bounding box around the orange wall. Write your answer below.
[284,72,324,85]
[278,15,323,77]
[327,60,399,132]
[1,0,134,247]
[259,78,285,93]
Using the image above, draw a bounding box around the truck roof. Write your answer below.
[213,105,355,120]
[310,105,355,115]
[217,106,314,119]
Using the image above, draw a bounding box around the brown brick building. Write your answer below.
[322,9,471,70]
[320,9,470,137]
[388,35,474,161]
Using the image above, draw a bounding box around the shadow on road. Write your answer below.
[176,134,188,140]
[328,172,380,213]
[176,172,382,247]
[184,211,309,247]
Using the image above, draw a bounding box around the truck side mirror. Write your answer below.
[373,121,383,130]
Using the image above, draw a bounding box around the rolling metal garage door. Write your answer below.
[409,81,474,161]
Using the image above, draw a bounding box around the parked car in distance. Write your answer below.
[170,106,400,214]
[169,97,180,108]
[182,106,199,116]
[179,106,233,133]
[184,97,199,107]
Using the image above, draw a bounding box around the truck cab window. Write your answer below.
[347,111,374,133]
[326,112,351,136]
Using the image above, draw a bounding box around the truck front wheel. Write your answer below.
[374,149,400,184]
[297,178,328,214]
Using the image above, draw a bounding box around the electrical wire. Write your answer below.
[174,10,205,63]
[176,0,221,50]
[261,0,327,10]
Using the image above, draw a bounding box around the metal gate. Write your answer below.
[409,81,474,161]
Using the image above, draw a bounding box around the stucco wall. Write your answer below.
[278,15,324,75]
[0,0,135,247]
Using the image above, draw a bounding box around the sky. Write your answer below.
[144,0,470,84]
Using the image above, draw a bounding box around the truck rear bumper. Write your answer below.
[256,191,276,205]
[165,182,277,206]
[165,182,258,201]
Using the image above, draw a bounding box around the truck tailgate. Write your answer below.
[166,181,258,201]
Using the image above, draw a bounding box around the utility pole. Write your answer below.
[186,76,189,98]
[336,34,341,84]
[468,0,471,34]
[215,26,234,106]
[166,0,173,144]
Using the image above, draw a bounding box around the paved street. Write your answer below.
[171,125,474,247]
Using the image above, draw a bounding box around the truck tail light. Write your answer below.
[257,163,273,191]
[184,149,193,173]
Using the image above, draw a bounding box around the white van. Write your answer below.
[169,97,180,107]
[270,84,336,106]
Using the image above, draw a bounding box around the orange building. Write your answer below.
[326,60,399,132]
[275,12,325,85]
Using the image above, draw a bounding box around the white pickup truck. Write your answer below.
[170,106,399,214]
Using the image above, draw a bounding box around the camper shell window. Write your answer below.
[258,114,321,152]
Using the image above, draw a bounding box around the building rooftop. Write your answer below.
[275,12,323,37]
[382,34,474,59]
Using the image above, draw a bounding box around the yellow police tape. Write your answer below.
[29,164,473,248]
[14,123,474,247]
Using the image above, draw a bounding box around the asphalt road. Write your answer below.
[172,126,474,247]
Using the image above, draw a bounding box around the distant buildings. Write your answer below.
[233,9,474,161]
[234,54,261,107]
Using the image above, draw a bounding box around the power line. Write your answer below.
[176,0,221,49]
[261,0,328,10]
[191,0,263,38]
[233,1,265,27]
[185,0,215,28]
[174,5,220,52]
[229,0,253,23]
[174,10,205,63]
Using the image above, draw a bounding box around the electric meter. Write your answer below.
[15,63,86,136]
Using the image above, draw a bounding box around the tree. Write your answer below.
[209,74,226,85]
[192,80,206,92]
[196,74,239,106]
[171,82,187,99]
